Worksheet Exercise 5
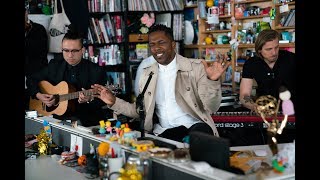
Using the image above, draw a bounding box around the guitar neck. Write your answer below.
[58,85,118,102]
[59,89,94,102]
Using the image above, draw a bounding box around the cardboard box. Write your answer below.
[129,34,148,42]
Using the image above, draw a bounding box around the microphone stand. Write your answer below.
[136,71,154,138]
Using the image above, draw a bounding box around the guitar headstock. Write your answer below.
[105,84,122,95]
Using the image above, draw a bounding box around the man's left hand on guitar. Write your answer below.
[78,88,94,104]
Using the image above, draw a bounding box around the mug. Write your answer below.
[108,157,124,180]
[281,31,292,42]
[207,7,219,24]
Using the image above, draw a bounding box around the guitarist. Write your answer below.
[26,28,111,126]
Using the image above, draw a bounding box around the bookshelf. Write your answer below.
[182,0,295,95]
[86,0,128,98]
[85,0,185,101]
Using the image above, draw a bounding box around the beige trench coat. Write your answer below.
[110,54,222,136]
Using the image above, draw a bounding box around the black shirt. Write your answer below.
[64,64,80,89]
[242,50,296,103]
[26,58,111,126]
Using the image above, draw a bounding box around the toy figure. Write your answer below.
[99,120,106,134]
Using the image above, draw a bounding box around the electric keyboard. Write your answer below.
[211,112,295,129]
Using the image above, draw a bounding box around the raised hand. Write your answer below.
[201,53,231,81]
[91,84,116,106]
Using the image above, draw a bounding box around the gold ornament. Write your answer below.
[255,95,280,155]
[36,129,52,155]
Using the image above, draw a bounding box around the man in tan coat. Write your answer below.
[92,24,230,142]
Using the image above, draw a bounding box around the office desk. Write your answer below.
[25,155,92,180]
[25,116,294,180]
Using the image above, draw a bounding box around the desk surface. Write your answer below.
[25,116,295,180]
[25,155,95,180]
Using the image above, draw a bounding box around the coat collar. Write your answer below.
[144,54,193,72]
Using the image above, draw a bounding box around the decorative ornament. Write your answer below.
[78,155,87,166]
[270,8,276,20]
[139,13,155,34]
[205,34,213,45]
[36,129,52,155]
[207,0,214,7]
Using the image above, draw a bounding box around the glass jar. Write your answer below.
[98,155,109,180]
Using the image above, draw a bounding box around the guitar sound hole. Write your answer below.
[53,94,60,106]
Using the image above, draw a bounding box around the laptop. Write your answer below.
[189,131,230,171]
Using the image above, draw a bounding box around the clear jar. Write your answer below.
[98,155,109,180]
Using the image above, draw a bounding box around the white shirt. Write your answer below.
[153,57,201,135]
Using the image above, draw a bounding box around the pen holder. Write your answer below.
[108,157,124,180]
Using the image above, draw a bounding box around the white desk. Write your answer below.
[25,155,93,180]
[25,116,295,180]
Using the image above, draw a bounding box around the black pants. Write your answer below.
[158,123,213,142]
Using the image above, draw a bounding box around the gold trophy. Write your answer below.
[254,88,295,155]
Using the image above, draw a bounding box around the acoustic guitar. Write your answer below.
[29,80,121,116]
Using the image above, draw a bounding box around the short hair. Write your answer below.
[62,27,84,47]
[255,29,280,59]
[148,24,174,41]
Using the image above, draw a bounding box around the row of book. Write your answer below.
[88,0,122,13]
[279,9,295,27]
[129,43,149,62]
[173,14,184,41]
[87,15,123,44]
[85,45,123,66]
[128,0,184,11]
[106,72,126,94]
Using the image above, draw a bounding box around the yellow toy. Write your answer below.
[205,34,213,45]
[131,140,154,152]
[207,0,214,7]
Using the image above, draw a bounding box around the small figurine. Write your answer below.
[205,34,213,45]
[99,120,106,134]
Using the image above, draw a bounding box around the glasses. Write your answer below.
[62,48,82,54]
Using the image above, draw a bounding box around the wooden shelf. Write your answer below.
[219,15,232,19]
[235,14,269,20]
[275,26,295,30]
[234,0,270,4]
[184,44,231,49]
[184,4,197,8]
[202,30,232,33]
[182,0,295,94]
[275,1,295,6]
[279,43,295,48]
[238,43,295,48]
[238,44,255,48]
